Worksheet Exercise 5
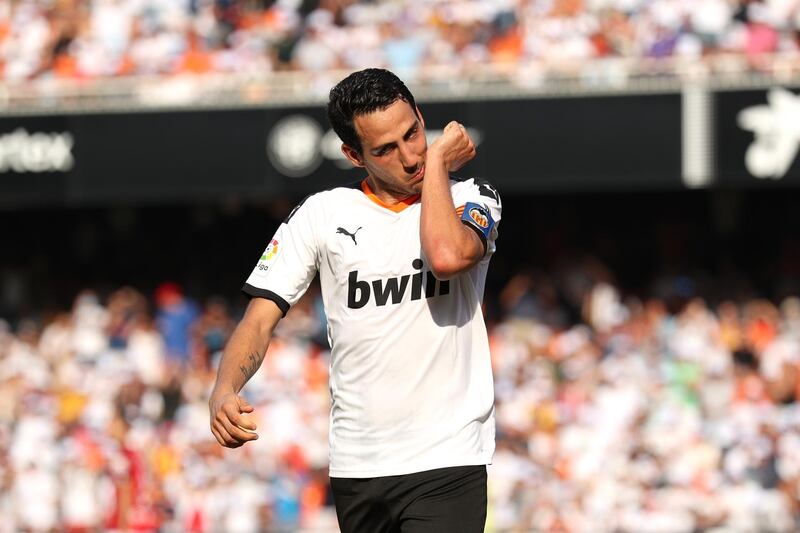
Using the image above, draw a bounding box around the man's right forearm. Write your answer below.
[213,325,270,395]
[212,300,282,395]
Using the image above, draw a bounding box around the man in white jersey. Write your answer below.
[209,68,501,532]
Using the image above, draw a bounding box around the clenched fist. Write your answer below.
[428,121,477,172]
[209,390,259,448]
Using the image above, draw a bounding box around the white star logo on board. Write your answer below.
[738,88,800,180]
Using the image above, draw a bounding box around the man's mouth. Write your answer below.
[410,164,425,182]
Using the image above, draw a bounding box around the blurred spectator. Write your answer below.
[3,254,800,530]
[191,296,235,372]
[2,0,800,83]
[155,282,199,366]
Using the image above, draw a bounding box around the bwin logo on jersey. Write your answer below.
[347,259,450,309]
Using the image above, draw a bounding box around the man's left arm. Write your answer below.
[421,121,497,279]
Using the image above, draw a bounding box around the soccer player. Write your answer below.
[209,68,501,532]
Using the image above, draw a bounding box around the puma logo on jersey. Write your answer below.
[337,226,362,245]
[348,259,450,309]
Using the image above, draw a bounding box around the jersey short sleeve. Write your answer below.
[242,196,319,316]
[453,177,502,257]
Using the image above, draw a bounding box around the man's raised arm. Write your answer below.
[209,297,283,448]
[420,121,484,279]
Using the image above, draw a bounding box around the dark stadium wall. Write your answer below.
[2,88,800,209]
[2,190,798,325]
[3,87,800,322]
[0,94,684,209]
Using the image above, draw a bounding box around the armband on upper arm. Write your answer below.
[459,202,495,253]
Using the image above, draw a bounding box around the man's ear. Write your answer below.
[415,105,425,130]
[341,144,365,168]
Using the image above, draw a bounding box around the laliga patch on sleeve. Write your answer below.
[254,238,280,277]
[460,202,495,240]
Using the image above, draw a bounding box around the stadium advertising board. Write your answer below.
[0,115,73,207]
[716,87,800,187]
[0,95,682,207]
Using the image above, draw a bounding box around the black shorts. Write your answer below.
[330,465,487,533]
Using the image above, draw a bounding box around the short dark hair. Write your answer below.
[327,68,418,154]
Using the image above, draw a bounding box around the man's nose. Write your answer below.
[398,143,419,171]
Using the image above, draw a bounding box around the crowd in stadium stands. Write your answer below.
[2,261,800,532]
[2,0,800,82]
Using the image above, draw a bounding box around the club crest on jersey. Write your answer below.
[469,207,489,228]
[255,238,279,277]
[461,202,494,239]
[347,258,450,309]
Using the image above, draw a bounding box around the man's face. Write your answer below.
[344,99,427,198]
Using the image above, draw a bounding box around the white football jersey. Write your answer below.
[243,177,501,478]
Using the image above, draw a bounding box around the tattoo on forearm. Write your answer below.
[239,352,263,382]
